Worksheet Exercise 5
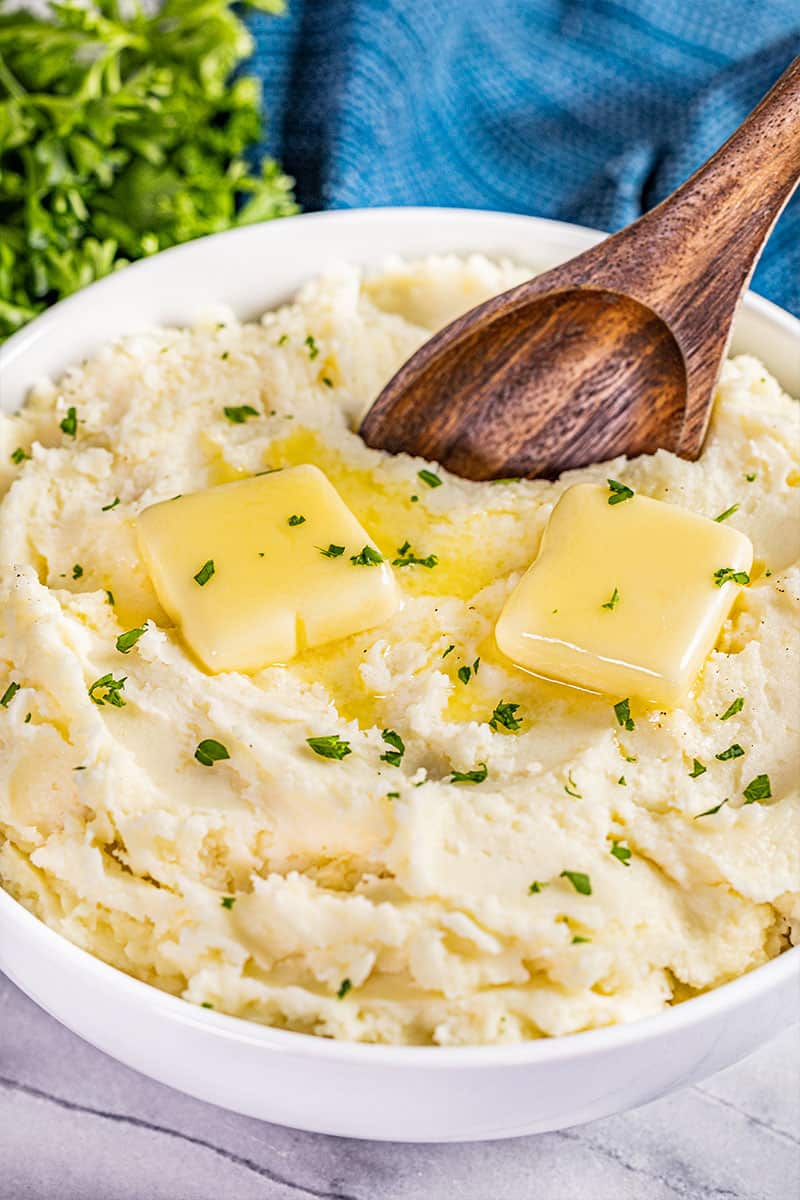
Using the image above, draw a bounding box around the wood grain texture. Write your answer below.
[361,57,800,480]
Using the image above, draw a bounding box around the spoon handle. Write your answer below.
[577,57,800,330]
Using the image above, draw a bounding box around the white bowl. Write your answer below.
[1,208,798,1142]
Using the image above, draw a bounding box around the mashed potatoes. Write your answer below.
[0,255,798,1045]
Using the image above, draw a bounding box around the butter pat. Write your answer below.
[495,483,753,706]
[137,466,400,672]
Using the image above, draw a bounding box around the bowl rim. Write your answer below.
[1,205,798,1067]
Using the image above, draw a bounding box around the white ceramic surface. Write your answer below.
[0,208,798,1142]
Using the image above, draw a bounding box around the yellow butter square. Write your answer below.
[495,483,753,706]
[137,465,400,673]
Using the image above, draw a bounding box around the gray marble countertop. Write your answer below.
[2,975,798,1199]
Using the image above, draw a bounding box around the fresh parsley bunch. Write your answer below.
[0,0,297,341]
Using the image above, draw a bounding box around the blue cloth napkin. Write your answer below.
[248,1,800,318]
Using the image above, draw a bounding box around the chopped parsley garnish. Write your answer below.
[322,377,334,388]
[105,590,115,606]
[0,681,20,707]
[410,494,419,503]
[101,497,120,512]
[307,734,351,760]
[116,625,147,654]
[613,698,635,731]
[560,870,592,895]
[489,700,522,732]
[450,762,488,784]
[571,935,592,944]
[743,774,771,805]
[386,791,399,799]
[59,406,77,437]
[380,729,405,767]
[10,446,28,464]
[617,775,627,786]
[457,665,472,685]
[714,504,739,523]
[88,673,127,707]
[220,896,236,910]
[601,587,620,611]
[201,1002,214,1009]
[607,478,634,505]
[277,334,289,347]
[288,514,306,526]
[223,404,259,423]
[392,542,438,568]
[337,978,352,999]
[564,771,582,799]
[610,841,632,866]
[720,697,744,721]
[473,657,480,674]
[418,469,442,489]
[716,743,744,761]
[194,739,230,766]
[319,543,345,558]
[193,559,215,586]
[442,644,455,659]
[72,563,83,580]
[713,566,750,587]
[221,351,229,360]
[528,880,547,894]
[689,759,707,778]
[694,799,729,819]
[24,712,31,723]
[491,477,521,484]
[350,545,384,566]
[305,334,320,359]
[745,472,757,482]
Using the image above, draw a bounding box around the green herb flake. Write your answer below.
[319,543,345,559]
[223,405,259,424]
[221,896,236,910]
[418,469,442,489]
[193,559,216,586]
[322,377,334,388]
[560,870,592,895]
[386,791,400,799]
[716,743,744,761]
[490,477,521,484]
[601,586,620,611]
[60,407,78,437]
[528,880,547,894]
[337,978,352,999]
[116,625,147,654]
[201,1002,214,1009]
[720,697,744,721]
[689,759,707,778]
[194,739,230,767]
[105,590,115,607]
[277,334,289,347]
[743,774,772,805]
[24,712,31,724]
[288,514,306,526]
[392,542,438,568]
[10,447,28,464]
[88,673,126,708]
[305,335,320,360]
[307,734,351,761]
[101,497,120,512]
[564,771,582,799]
[450,762,488,784]
[610,841,632,866]
[0,681,20,707]
[745,472,757,482]
[613,698,635,731]
[457,665,472,685]
[72,563,83,580]
[713,567,750,588]
[571,935,592,944]
[617,775,627,786]
[694,799,729,819]
[442,644,455,659]
[410,494,419,503]
[607,478,634,505]
[380,729,405,767]
[714,504,739,523]
[350,545,384,566]
[489,700,522,732]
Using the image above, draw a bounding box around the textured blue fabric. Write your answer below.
[248,1,800,317]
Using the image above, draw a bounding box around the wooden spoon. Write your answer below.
[361,57,800,480]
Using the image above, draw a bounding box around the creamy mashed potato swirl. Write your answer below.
[0,255,798,1045]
